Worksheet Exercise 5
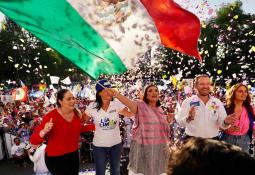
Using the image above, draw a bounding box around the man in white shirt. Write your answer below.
[11,137,27,167]
[176,74,237,139]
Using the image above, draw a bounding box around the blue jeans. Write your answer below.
[35,173,51,175]
[93,143,122,175]
[223,134,250,153]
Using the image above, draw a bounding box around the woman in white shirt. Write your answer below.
[83,79,133,175]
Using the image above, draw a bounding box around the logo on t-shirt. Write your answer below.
[99,117,117,130]
[15,146,25,155]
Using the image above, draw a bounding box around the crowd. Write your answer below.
[0,74,255,175]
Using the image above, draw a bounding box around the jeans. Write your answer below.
[223,134,250,153]
[93,143,122,175]
[35,173,51,175]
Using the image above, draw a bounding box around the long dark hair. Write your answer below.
[94,90,114,111]
[226,83,253,115]
[95,90,103,111]
[56,89,69,108]
[143,84,161,107]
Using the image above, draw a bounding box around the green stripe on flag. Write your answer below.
[0,0,127,79]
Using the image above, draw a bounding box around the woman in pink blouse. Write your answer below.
[108,84,174,175]
[223,83,255,153]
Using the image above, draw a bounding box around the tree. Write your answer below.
[138,1,255,85]
[0,18,87,86]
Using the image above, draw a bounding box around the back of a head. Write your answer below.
[167,137,255,175]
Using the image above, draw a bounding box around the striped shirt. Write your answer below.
[131,101,169,145]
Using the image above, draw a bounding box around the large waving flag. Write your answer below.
[0,0,127,79]
[0,0,201,79]
[140,0,202,61]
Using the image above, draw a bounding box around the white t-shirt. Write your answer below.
[86,99,125,147]
[11,143,26,156]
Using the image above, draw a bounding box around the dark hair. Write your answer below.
[94,89,113,111]
[56,89,69,107]
[13,137,20,142]
[194,74,209,85]
[143,84,160,107]
[226,83,254,115]
[167,137,255,175]
[95,90,103,111]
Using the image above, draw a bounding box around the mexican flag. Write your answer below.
[0,0,201,79]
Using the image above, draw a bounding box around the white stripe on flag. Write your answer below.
[68,0,160,67]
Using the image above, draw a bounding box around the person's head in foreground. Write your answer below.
[167,137,255,175]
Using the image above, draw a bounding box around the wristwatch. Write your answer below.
[40,130,46,137]
[223,120,230,126]
[186,115,193,123]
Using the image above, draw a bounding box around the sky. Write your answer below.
[0,0,254,22]
[174,0,255,21]
[220,0,255,14]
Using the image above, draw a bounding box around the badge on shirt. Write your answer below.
[209,101,219,114]
[190,101,200,107]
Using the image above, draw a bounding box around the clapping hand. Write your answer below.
[228,125,240,132]
[224,113,238,125]
[167,113,175,123]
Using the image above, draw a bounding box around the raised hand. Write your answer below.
[188,106,196,120]
[105,88,118,97]
[43,118,54,133]
[228,125,240,132]
[224,113,238,125]
[167,113,175,123]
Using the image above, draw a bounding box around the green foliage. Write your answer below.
[150,1,255,85]
[0,18,86,86]
[0,1,254,86]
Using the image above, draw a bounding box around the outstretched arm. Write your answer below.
[119,107,135,117]
[107,89,138,114]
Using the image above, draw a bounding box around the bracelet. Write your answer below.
[40,130,46,138]
[186,115,193,123]
[223,120,230,126]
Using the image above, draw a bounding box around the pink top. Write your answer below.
[131,101,169,145]
[226,107,254,136]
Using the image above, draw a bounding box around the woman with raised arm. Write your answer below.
[108,84,174,175]
[82,79,133,175]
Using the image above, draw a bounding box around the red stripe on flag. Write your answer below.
[141,0,202,61]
